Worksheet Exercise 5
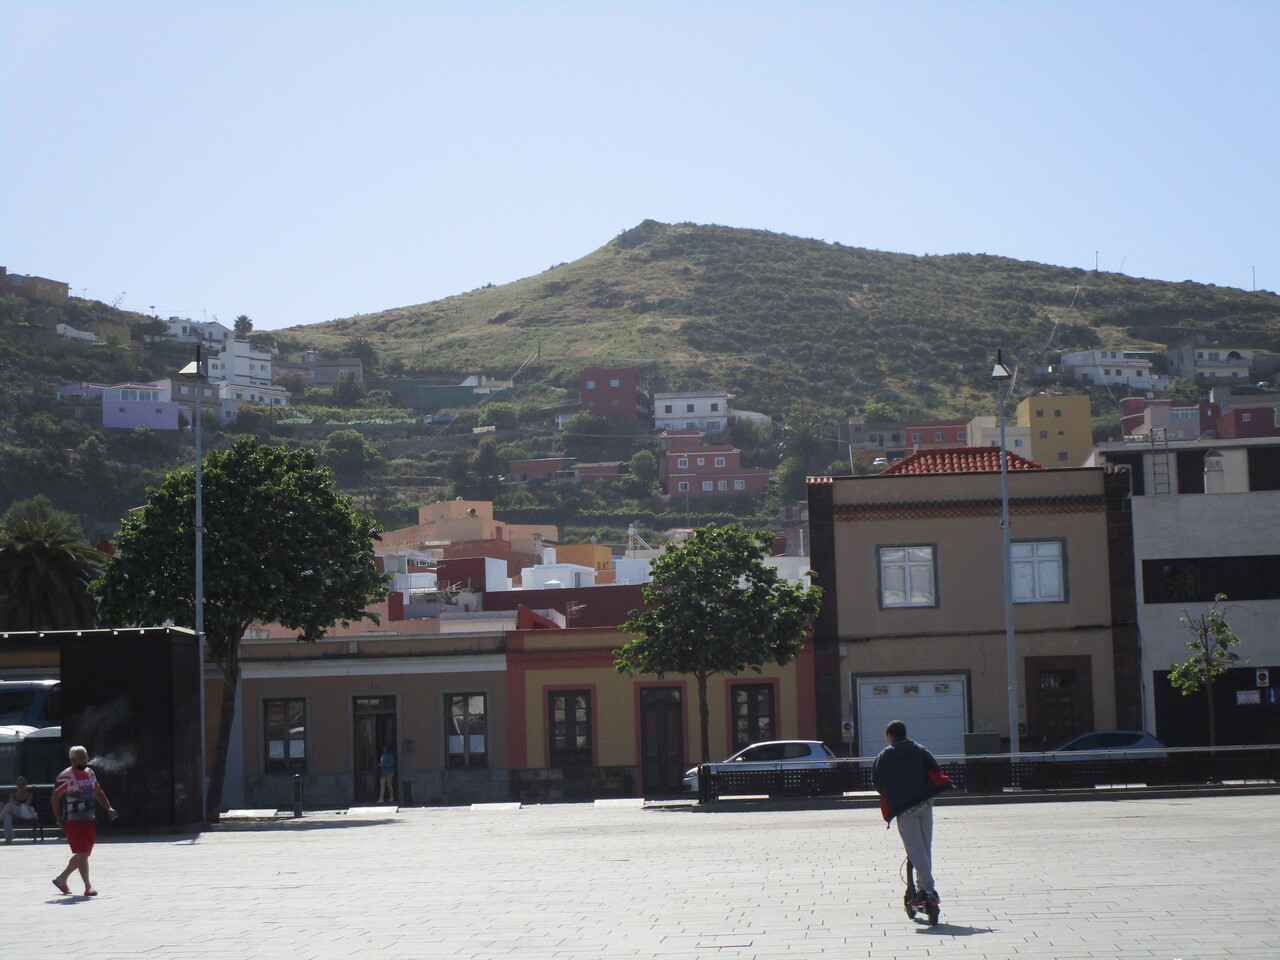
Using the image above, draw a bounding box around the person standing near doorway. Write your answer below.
[51,745,116,896]
[377,746,395,804]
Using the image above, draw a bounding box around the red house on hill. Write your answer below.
[580,366,652,426]
[659,429,772,498]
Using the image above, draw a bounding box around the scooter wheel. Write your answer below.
[925,902,939,927]
[903,891,916,918]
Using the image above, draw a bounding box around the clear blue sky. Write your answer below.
[3,1,1277,332]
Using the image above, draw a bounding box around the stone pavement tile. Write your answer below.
[5,795,1278,959]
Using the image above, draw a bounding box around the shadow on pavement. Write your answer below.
[915,922,994,936]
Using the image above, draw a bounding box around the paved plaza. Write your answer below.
[4,793,1278,959]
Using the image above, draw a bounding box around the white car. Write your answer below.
[682,740,837,793]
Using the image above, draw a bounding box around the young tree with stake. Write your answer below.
[615,525,821,763]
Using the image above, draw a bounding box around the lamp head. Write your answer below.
[179,360,205,380]
[990,349,1013,381]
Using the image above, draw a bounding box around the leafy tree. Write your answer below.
[780,404,829,474]
[561,411,606,460]
[1169,594,1249,746]
[628,449,658,490]
[0,496,102,630]
[343,337,379,373]
[615,525,822,763]
[278,371,309,398]
[333,371,366,405]
[234,314,253,339]
[473,436,503,500]
[862,400,898,422]
[479,401,519,430]
[92,437,388,818]
[320,428,380,478]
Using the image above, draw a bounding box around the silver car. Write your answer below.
[682,740,837,793]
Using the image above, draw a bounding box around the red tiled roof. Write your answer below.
[879,447,1044,475]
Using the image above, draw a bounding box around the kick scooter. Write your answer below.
[902,858,940,926]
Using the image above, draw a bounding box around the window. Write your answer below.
[686,404,695,413]
[1040,430,1048,438]
[696,457,705,466]
[1057,452,1069,461]
[702,480,713,491]
[609,379,619,388]
[706,421,721,432]
[733,479,745,490]
[714,457,726,467]
[1011,541,1064,602]
[446,693,487,768]
[1036,409,1044,418]
[264,698,306,773]
[1054,409,1062,417]
[717,480,727,490]
[677,481,689,492]
[664,404,673,414]
[935,432,944,441]
[911,432,921,442]
[1242,413,1253,422]
[958,431,966,441]
[879,546,935,608]
[1142,554,1280,604]
[548,690,592,767]
[586,380,596,389]
[677,457,688,468]
[1013,439,1024,447]
[731,684,775,749]
[710,402,719,411]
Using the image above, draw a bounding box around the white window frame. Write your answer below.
[1011,540,1065,603]
[733,479,745,490]
[676,457,688,469]
[714,457,726,467]
[878,545,936,608]
[677,481,689,492]
[701,480,713,491]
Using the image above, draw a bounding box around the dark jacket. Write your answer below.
[871,738,954,823]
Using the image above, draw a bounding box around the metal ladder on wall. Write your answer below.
[1148,429,1172,494]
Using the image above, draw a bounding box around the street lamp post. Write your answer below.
[990,350,1019,756]
[179,345,208,821]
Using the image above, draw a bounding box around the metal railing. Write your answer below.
[696,745,1280,802]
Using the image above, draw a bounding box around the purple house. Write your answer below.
[102,383,181,431]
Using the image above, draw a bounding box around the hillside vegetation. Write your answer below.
[285,220,1280,419]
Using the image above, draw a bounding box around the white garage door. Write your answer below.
[856,674,968,758]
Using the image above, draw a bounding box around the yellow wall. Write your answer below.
[1017,394,1093,467]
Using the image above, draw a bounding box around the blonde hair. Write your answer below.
[68,744,89,760]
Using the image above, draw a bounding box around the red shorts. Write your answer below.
[64,819,96,854]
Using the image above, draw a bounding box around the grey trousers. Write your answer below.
[896,805,935,892]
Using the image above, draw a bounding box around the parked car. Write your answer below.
[1046,730,1167,759]
[682,740,837,793]
[0,680,60,728]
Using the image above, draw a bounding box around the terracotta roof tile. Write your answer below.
[879,447,1044,475]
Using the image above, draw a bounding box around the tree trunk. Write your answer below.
[697,670,710,764]
[1206,679,1217,748]
[205,647,241,822]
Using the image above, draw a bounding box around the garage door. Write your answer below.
[856,674,967,758]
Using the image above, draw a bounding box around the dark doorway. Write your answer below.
[352,696,397,804]
[639,687,684,796]
[1024,656,1093,750]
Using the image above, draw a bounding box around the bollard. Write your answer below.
[292,774,303,818]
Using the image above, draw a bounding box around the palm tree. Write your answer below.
[0,507,102,631]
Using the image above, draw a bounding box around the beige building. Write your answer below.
[807,451,1140,755]
[1016,393,1093,468]
[380,500,556,559]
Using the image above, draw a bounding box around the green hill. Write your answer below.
[284,219,1280,418]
